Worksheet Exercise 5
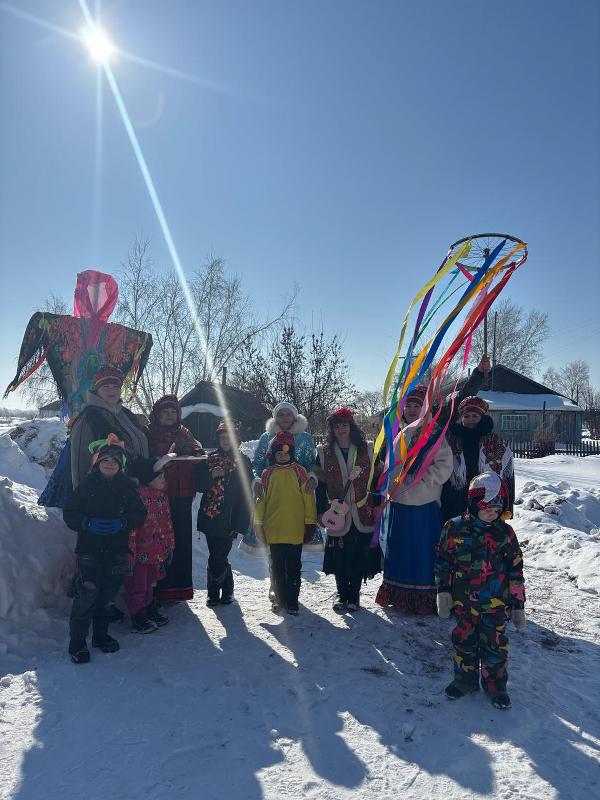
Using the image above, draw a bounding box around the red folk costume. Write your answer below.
[145,395,204,602]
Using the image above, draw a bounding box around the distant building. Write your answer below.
[37,399,62,418]
[178,382,270,448]
[452,364,582,444]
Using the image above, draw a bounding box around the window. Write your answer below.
[501,414,528,432]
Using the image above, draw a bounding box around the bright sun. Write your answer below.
[82,25,115,63]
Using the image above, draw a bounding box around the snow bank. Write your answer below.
[514,479,600,594]
[0,434,48,493]
[9,417,66,475]
[0,477,75,621]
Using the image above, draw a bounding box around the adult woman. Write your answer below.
[375,384,453,614]
[441,395,514,523]
[316,407,381,612]
[145,395,204,603]
[197,421,253,606]
[70,366,152,488]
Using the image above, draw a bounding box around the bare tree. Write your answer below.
[352,389,384,417]
[231,323,354,430]
[542,360,590,402]
[114,238,294,412]
[470,298,549,377]
[17,294,69,410]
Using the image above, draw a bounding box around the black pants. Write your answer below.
[206,535,234,600]
[269,543,302,606]
[157,496,194,602]
[324,527,372,604]
[69,551,124,642]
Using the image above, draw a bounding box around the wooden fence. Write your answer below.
[508,440,600,459]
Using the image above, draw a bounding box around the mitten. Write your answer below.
[511,608,526,631]
[87,517,122,535]
[303,523,317,543]
[436,592,453,619]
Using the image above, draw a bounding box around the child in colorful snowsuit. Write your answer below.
[124,463,175,633]
[254,431,317,615]
[197,421,253,607]
[63,435,147,663]
[435,472,526,709]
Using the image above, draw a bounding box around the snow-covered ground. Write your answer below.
[1,427,599,800]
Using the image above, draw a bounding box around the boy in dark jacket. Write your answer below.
[197,421,253,607]
[435,472,525,709]
[63,435,147,663]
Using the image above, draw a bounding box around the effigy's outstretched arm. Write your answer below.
[4,312,59,398]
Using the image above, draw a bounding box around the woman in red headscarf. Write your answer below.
[375,384,453,614]
[315,408,381,612]
[145,395,204,602]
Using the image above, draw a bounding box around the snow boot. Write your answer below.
[69,639,90,664]
[131,610,158,634]
[220,593,235,605]
[220,564,234,604]
[490,693,512,710]
[92,618,120,652]
[286,602,299,616]
[146,602,169,627]
[333,598,346,613]
[444,681,480,700]
[206,567,222,608]
[346,600,360,612]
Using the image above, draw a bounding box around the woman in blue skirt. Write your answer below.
[375,384,453,614]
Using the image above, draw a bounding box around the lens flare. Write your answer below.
[82,24,114,63]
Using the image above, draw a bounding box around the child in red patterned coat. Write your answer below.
[124,464,175,633]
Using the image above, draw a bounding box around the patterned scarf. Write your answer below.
[202,451,237,519]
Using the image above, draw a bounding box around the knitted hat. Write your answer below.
[267,430,295,462]
[92,366,124,391]
[467,472,507,515]
[89,433,126,470]
[406,384,428,405]
[327,407,354,424]
[272,401,298,419]
[458,395,489,417]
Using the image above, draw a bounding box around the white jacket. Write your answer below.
[389,428,453,507]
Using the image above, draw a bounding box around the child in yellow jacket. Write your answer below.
[254,431,317,615]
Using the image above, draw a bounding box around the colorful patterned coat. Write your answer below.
[129,485,175,576]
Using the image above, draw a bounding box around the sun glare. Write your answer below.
[82,25,114,63]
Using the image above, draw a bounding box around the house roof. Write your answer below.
[178,382,270,422]
[457,364,567,396]
[38,399,62,411]
[478,391,580,412]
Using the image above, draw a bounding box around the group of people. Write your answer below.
[60,357,526,710]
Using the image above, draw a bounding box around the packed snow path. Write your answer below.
[1,454,599,799]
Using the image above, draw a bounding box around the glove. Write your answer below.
[303,523,317,543]
[153,453,178,472]
[86,517,124,535]
[436,592,453,619]
[511,608,526,631]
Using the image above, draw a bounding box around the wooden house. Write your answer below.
[178,382,270,448]
[453,364,583,444]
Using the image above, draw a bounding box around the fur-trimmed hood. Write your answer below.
[265,414,308,436]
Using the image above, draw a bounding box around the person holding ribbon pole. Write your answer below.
[375,385,453,614]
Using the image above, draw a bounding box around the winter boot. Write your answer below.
[131,610,158,634]
[286,602,299,616]
[490,692,512,710]
[146,601,169,627]
[220,564,234,604]
[69,639,90,664]
[92,618,120,652]
[444,680,480,700]
[206,568,222,608]
[333,598,346,613]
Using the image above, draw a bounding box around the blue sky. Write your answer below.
[1,0,599,407]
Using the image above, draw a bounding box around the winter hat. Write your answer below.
[272,401,298,419]
[405,384,428,405]
[92,366,124,391]
[327,407,354,424]
[467,472,507,516]
[458,395,489,417]
[89,433,126,470]
[150,394,181,427]
[267,430,296,462]
[216,419,239,434]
